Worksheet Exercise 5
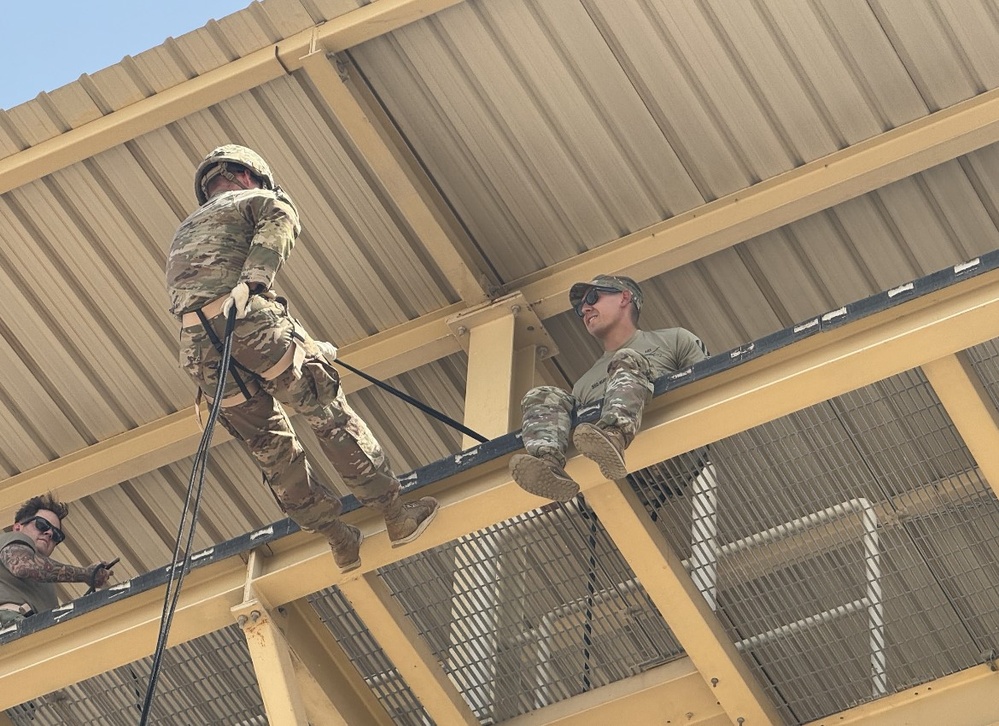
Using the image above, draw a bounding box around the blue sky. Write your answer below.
[2,0,252,110]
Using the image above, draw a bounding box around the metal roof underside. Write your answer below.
[2,1,999,724]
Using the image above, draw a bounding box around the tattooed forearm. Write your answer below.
[0,544,89,583]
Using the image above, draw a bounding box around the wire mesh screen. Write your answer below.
[374,499,684,724]
[309,587,433,725]
[5,625,264,725]
[630,367,999,724]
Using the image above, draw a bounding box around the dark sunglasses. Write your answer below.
[573,286,623,317]
[22,516,65,544]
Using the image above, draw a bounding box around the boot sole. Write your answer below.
[336,528,364,572]
[573,424,628,480]
[510,454,579,503]
[390,500,440,547]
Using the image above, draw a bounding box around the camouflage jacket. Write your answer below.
[166,187,301,315]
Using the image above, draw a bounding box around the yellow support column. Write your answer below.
[232,549,310,726]
[448,292,558,445]
[464,311,517,444]
[234,601,310,726]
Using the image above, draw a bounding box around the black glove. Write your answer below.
[86,557,120,592]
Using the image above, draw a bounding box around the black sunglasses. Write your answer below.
[22,516,65,544]
[573,286,623,317]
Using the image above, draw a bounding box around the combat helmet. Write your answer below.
[194,144,276,204]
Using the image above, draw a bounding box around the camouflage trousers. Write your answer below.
[520,347,654,464]
[179,300,398,540]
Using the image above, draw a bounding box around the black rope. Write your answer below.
[138,308,237,724]
[196,308,254,401]
[333,357,488,444]
[576,493,598,692]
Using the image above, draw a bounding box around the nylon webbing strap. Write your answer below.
[332,357,488,444]
[196,309,255,401]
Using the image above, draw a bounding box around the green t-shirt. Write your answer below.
[0,531,59,615]
[572,328,708,406]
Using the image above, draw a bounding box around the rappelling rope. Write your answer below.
[139,307,238,724]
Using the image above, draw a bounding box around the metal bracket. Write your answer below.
[445,291,557,360]
[231,548,274,623]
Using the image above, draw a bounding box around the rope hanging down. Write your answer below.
[139,308,238,724]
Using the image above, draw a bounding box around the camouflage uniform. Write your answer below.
[167,145,436,569]
[521,328,708,462]
[512,274,708,501]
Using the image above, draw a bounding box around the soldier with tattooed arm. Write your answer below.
[0,495,116,627]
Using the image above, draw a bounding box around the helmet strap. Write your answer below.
[201,162,254,200]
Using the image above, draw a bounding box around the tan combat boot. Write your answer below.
[384,496,440,547]
[573,423,628,480]
[328,521,363,572]
[509,452,579,502]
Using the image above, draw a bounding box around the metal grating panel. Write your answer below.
[966,338,999,417]
[309,587,432,726]
[5,625,263,725]
[630,366,999,724]
[376,500,684,724]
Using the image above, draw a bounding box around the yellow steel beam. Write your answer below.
[0,408,220,524]
[277,0,466,62]
[299,52,490,303]
[0,0,467,193]
[0,48,283,195]
[4,266,999,710]
[340,572,480,725]
[586,479,782,725]
[462,311,517,444]
[500,657,729,726]
[282,599,396,726]
[233,599,311,726]
[0,558,248,709]
[921,351,999,502]
[231,550,311,725]
[288,651,351,726]
[805,664,999,726]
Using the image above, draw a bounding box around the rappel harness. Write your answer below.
[195,308,256,402]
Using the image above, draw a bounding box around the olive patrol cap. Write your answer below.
[568,275,643,312]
